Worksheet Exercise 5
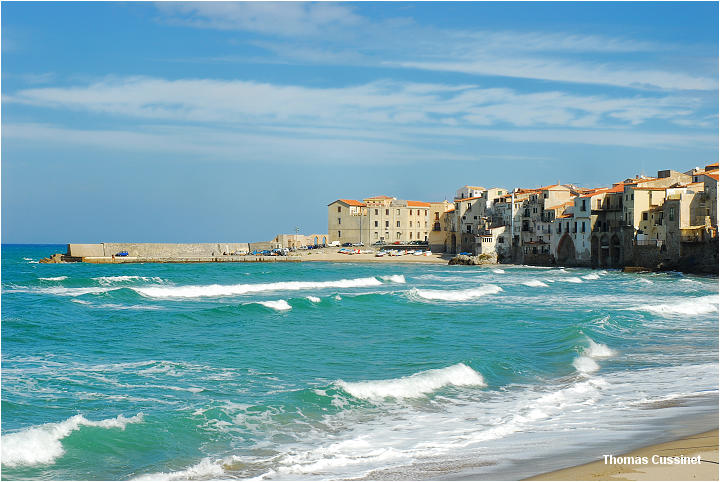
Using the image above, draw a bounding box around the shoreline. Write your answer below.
[526,429,719,481]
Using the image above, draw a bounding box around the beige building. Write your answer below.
[428,201,454,252]
[328,196,430,245]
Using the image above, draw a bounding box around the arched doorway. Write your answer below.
[314,236,319,246]
[591,236,599,268]
[323,236,327,245]
[556,234,576,265]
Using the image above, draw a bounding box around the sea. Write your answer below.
[2,244,718,481]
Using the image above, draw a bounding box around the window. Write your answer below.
[669,207,675,221]
[410,232,413,239]
[498,236,504,244]
[396,232,401,239]
[425,221,428,227]
[409,221,413,227]
[566,222,570,232]
[498,191,503,196]
[597,199,602,209]
[417,232,421,239]
[581,222,586,233]
[533,207,537,214]
[338,218,341,225]
[581,199,586,211]
[374,221,378,227]
[385,221,389,228]
[573,222,577,233]
[474,216,477,220]
[338,231,341,237]
[642,212,648,221]
[397,209,400,215]
[631,194,634,200]
[385,209,389,215]
[435,212,440,220]
[396,221,401,227]
[467,203,472,210]
[337,206,341,213]
[374,232,378,239]
[375,209,378,215]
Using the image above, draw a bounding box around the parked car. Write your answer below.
[116,251,129,257]
[329,241,341,247]
[342,242,353,247]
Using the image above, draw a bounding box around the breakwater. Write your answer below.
[41,243,301,264]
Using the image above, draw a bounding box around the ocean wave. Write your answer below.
[522,280,548,288]
[1,413,143,467]
[335,363,486,400]
[7,286,118,297]
[584,338,616,358]
[134,457,225,481]
[379,274,406,284]
[253,300,292,311]
[572,356,599,374]
[492,269,505,274]
[94,275,164,285]
[581,273,599,280]
[132,276,402,299]
[557,277,583,283]
[38,276,68,281]
[306,296,321,303]
[409,284,502,302]
[628,295,719,316]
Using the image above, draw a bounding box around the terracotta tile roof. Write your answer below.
[706,173,719,181]
[335,199,366,207]
[705,162,719,170]
[407,201,431,207]
[453,196,483,202]
[632,186,667,191]
[558,213,574,218]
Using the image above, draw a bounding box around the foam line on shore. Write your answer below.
[2,413,143,467]
[627,294,718,316]
[132,276,404,299]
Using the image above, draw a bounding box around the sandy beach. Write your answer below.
[287,248,452,264]
[527,430,719,481]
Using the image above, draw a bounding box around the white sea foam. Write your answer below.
[522,280,548,288]
[410,284,502,302]
[1,413,143,467]
[38,276,68,281]
[255,300,292,311]
[380,274,406,284]
[639,278,653,284]
[572,356,599,374]
[492,269,505,274]
[558,277,583,283]
[133,276,398,299]
[629,295,719,316]
[334,294,342,300]
[336,363,486,400]
[134,457,225,480]
[581,273,600,280]
[306,296,321,303]
[584,338,616,358]
[94,275,164,285]
[8,286,117,297]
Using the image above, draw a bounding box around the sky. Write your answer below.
[2,1,718,243]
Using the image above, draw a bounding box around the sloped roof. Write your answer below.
[407,200,431,207]
[333,199,366,207]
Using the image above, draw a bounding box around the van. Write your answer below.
[329,241,341,247]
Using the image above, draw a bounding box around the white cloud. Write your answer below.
[5,76,709,130]
[156,2,362,36]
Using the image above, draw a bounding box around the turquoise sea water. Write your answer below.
[2,244,718,480]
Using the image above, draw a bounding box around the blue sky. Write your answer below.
[2,2,717,243]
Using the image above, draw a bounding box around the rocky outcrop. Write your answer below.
[448,254,494,265]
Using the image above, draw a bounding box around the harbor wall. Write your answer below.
[68,243,251,258]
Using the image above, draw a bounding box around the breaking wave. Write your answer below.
[1,413,143,467]
[379,275,406,284]
[409,284,502,302]
[254,300,292,311]
[522,280,548,288]
[336,363,486,400]
[134,457,225,481]
[94,276,164,285]
[38,276,68,281]
[306,296,321,303]
[628,295,719,316]
[132,276,403,299]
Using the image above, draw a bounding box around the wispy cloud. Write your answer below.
[156,2,363,36]
[5,76,709,129]
[152,3,716,92]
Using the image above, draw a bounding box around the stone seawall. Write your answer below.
[69,243,251,258]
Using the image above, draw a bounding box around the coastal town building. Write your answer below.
[328,196,431,245]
